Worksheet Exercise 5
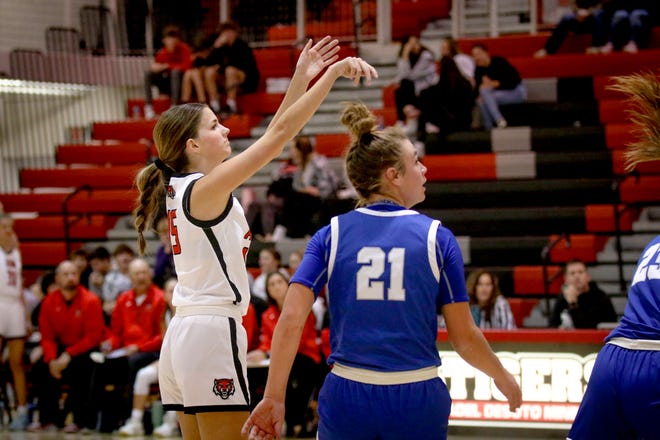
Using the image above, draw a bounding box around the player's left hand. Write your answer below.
[241,396,284,439]
[296,36,340,81]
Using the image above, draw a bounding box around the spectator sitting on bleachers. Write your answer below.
[600,0,657,53]
[95,258,166,433]
[246,270,320,438]
[393,35,439,131]
[88,246,112,300]
[466,269,517,330]
[251,248,289,320]
[471,44,526,130]
[534,1,606,57]
[440,37,475,87]
[180,32,217,105]
[69,248,91,289]
[245,153,297,242]
[100,243,134,318]
[118,277,179,437]
[143,26,192,119]
[280,136,340,239]
[550,259,617,329]
[29,260,105,433]
[153,216,176,289]
[417,56,475,143]
[202,21,260,115]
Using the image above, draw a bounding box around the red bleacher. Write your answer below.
[56,142,153,166]
[19,165,142,189]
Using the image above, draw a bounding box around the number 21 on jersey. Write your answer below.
[356,247,406,301]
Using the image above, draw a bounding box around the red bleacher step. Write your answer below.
[422,154,496,181]
[20,165,142,190]
[547,234,608,264]
[20,241,80,267]
[507,298,539,328]
[13,215,112,240]
[93,120,158,142]
[585,204,635,233]
[513,265,563,295]
[0,189,138,215]
[619,176,660,203]
[56,142,154,166]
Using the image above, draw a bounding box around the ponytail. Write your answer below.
[134,163,165,255]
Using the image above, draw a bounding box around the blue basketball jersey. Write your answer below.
[291,202,469,372]
[607,234,660,342]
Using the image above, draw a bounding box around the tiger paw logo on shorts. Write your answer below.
[212,378,235,400]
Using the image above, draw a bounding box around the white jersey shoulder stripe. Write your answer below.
[328,216,339,279]
[427,220,441,282]
[356,207,419,217]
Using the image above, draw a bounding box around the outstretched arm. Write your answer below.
[268,36,340,129]
[196,55,377,212]
[443,302,522,412]
[242,283,315,439]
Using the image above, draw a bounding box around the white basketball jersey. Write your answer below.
[0,247,22,299]
[165,173,251,316]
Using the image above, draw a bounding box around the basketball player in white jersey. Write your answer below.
[243,103,521,440]
[0,213,30,431]
[133,37,377,440]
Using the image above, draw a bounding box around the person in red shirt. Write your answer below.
[96,258,166,431]
[143,25,192,119]
[29,260,105,433]
[247,271,320,437]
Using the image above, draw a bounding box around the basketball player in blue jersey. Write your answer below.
[568,73,660,440]
[243,102,522,440]
[133,36,377,440]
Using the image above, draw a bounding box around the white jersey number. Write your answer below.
[356,247,406,301]
[632,243,660,286]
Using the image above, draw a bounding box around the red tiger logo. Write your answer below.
[212,378,235,400]
[166,185,176,199]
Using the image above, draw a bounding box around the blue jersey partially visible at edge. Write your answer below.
[291,203,469,372]
[607,234,660,342]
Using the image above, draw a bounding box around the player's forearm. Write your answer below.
[262,315,305,401]
[268,72,312,130]
[451,326,510,382]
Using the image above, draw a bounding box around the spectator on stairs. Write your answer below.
[143,26,192,119]
[100,243,134,319]
[417,56,475,145]
[471,44,526,130]
[599,0,657,53]
[202,22,260,116]
[439,37,475,87]
[393,35,439,133]
[549,259,617,329]
[534,1,607,57]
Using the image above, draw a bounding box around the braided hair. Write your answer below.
[134,103,205,254]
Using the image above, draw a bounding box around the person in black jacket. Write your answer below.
[203,22,260,115]
[550,259,618,328]
[471,44,526,130]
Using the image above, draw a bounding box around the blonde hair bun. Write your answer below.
[341,102,376,140]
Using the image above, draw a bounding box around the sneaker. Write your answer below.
[63,423,80,433]
[118,419,145,436]
[79,427,96,435]
[153,422,180,437]
[8,412,29,431]
[623,41,638,53]
[496,119,508,129]
[27,422,58,433]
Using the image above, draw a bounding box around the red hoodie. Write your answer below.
[107,285,166,353]
[39,286,105,363]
